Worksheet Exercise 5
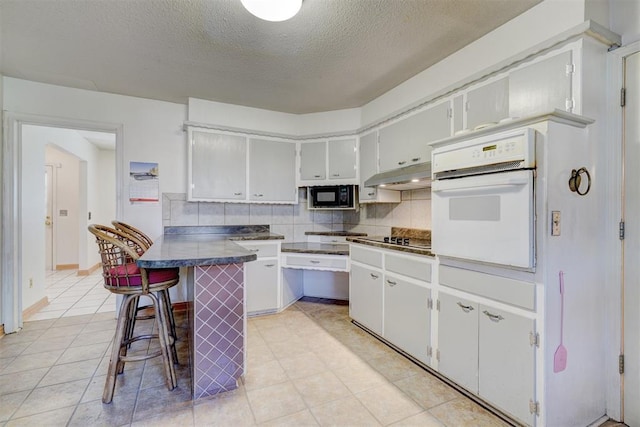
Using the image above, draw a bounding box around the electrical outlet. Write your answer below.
[552,211,561,236]
[29,278,33,288]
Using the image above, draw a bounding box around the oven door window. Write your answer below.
[432,169,534,269]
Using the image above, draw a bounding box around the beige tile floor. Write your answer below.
[25,270,115,321]
[1,295,625,426]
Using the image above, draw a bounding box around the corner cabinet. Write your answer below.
[187,127,297,204]
[298,138,358,186]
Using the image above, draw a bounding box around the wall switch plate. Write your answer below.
[552,211,561,236]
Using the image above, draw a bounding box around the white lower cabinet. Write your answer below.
[478,305,535,426]
[349,263,383,335]
[383,274,431,365]
[438,291,536,426]
[438,292,479,393]
[245,259,279,313]
[236,241,280,315]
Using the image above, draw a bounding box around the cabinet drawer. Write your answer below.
[439,265,535,311]
[350,245,383,268]
[236,242,279,258]
[385,254,432,282]
[283,254,348,271]
[307,235,348,243]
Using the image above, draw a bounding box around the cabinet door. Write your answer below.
[509,50,573,119]
[249,139,296,203]
[466,77,509,130]
[245,259,279,313]
[478,305,535,425]
[190,130,246,200]
[349,264,383,335]
[300,141,327,181]
[379,103,450,172]
[437,292,479,393]
[328,138,357,179]
[453,94,465,133]
[384,275,431,364]
[359,132,378,201]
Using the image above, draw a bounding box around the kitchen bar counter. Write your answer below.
[136,225,283,400]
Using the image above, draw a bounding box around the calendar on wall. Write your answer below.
[129,161,159,202]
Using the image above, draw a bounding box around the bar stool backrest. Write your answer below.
[112,221,153,251]
[88,224,151,293]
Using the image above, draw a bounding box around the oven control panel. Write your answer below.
[432,128,536,175]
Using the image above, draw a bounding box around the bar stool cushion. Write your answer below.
[107,263,179,287]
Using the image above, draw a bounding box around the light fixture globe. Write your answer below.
[241,0,302,22]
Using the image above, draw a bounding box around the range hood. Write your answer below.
[364,162,432,191]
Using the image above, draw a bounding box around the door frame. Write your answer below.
[44,163,57,271]
[605,40,640,423]
[1,112,123,333]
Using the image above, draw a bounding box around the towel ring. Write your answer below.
[568,167,591,196]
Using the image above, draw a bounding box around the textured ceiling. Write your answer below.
[0,0,541,114]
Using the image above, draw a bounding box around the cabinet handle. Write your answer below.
[253,193,264,197]
[457,302,475,313]
[234,192,243,196]
[370,273,379,279]
[367,192,375,196]
[398,161,407,165]
[249,249,260,252]
[310,260,320,264]
[314,175,322,178]
[386,279,397,286]
[264,264,275,268]
[483,310,504,322]
[332,173,340,177]
[411,157,421,162]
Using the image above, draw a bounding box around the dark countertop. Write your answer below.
[138,234,258,268]
[138,225,284,268]
[346,236,434,257]
[281,242,350,256]
[304,231,368,237]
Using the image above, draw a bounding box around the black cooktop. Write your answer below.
[358,236,431,250]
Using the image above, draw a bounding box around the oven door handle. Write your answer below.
[432,173,531,193]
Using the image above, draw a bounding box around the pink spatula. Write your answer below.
[553,271,567,373]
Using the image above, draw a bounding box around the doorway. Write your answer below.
[622,49,640,427]
[1,114,121,333]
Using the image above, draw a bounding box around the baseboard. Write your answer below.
[56,263,79,271]
[23,297,49,320]
[78,263,101,276]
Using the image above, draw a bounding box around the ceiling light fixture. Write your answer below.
[241,0,302,22]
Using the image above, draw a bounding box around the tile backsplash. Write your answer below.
[163,188,431,241]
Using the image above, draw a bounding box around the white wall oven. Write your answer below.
[431,128,536,269]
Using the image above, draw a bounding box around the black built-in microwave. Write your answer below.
[308,185,357,210]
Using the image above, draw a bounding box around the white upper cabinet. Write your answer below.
[188,128,297,204]
[299,138,358,186]
[465,77,509,130]
[509,50,573,119]
[379,101,451,172]
[299,141,327,181]
[249,138,297,203]
[328,138,357,179]
[189,129,247,200]
[358,131,401,203]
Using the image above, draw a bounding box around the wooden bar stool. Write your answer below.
[111,220,178,361]
[89,224,179,404]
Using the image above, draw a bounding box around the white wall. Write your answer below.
[610,0,640,45]
[5,78,187,242]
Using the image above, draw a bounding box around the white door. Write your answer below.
[44,165,54,271]
[623,50,640,427]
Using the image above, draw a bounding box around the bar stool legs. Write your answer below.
[103,291,177,404]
